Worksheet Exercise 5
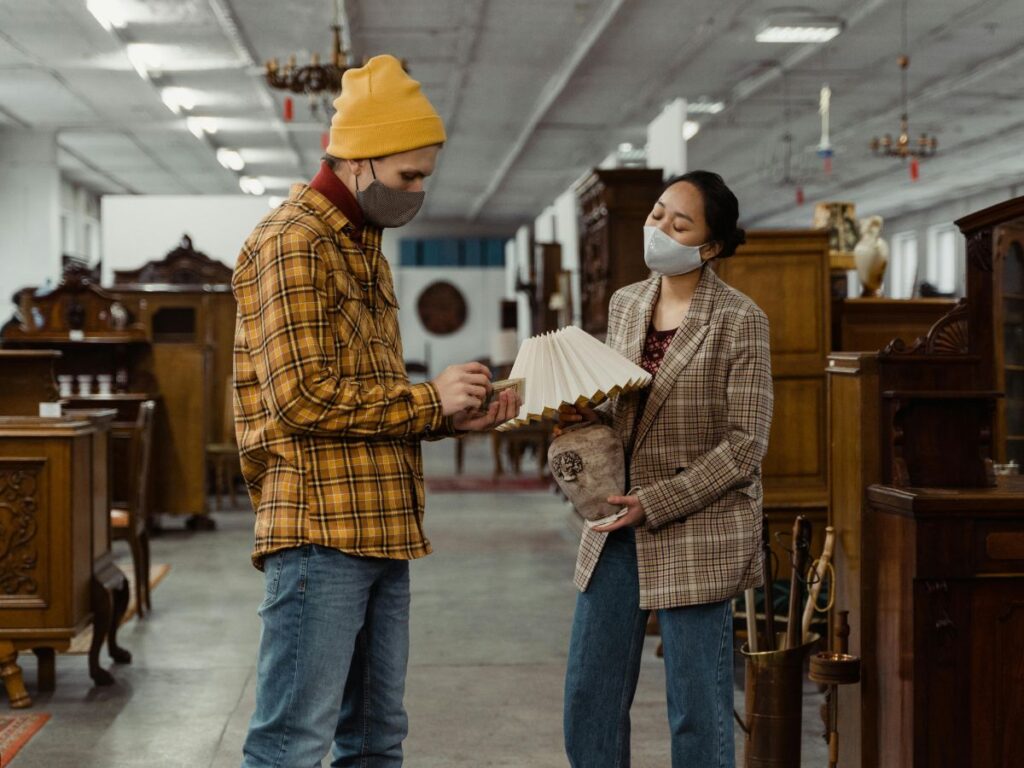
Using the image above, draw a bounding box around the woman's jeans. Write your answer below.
[564,528,734,768]
[242,544,411,768]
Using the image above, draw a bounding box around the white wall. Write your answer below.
[394,267,508,377]
[0,129,60,310]
[101,194,272,281]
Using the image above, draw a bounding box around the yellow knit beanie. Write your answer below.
[325,54,446,159]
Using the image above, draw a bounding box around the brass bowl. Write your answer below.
[809,651,861,685]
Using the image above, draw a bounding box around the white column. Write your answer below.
[646,97,688,179]
[0,129,61,311]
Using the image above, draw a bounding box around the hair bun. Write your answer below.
[733,228,747,247]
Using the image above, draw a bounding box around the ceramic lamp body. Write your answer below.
[548,424,625,522]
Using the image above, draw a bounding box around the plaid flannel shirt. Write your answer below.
[233,183,454,568]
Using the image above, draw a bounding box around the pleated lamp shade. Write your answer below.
[496,326,652,431]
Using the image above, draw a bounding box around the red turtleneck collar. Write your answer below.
[309,161,365,239]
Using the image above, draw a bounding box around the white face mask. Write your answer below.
[643,226,708,276]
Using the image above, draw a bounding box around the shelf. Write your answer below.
[2,333,148,345]
[1005,293,1024,301]
[1005,365,1024,372]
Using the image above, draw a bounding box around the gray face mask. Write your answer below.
[355,160,425,228]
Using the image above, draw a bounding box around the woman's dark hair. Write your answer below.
[663,170,746,259]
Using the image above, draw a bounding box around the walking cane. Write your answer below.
[785,515,813,650]
[760,514,776,650]
[802,526,835,644]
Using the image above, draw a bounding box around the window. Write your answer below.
[887,231,918,298]
[926,224,963,296]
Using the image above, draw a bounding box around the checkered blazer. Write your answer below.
[573,267,773,609]
[233,184,455,569]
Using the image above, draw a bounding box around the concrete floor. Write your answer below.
[9,437,829,767]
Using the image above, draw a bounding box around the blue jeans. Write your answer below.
[564,528,734,768]
[242,545,411,768]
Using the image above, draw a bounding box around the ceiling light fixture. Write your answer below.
[85,0,127,32]
[265,0,352,119]
[687,100,725,115]
[161,87,196,115]
[869,0,937,168]
[683,121,701,141]
[186,116,219,139]
[125,44,163,81]
[239,176,265,196]
[216,148,245,172]
[756,15,843,44]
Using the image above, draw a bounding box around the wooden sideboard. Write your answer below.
[838,298,956,352]
[0,413,130,705]
[867,479,1024,768]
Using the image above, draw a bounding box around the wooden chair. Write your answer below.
[207,380,240,509]
[111,400,156,618]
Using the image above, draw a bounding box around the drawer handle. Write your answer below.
[986,532,1024,560]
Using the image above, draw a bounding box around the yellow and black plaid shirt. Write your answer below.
[233,183,453,568]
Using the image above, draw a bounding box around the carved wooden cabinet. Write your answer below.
[867,479,1024,768]
[0,413,130,702]
[575,168,663,337]
[715,230,832,578]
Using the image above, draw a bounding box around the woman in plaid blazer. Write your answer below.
[562,171,773,768]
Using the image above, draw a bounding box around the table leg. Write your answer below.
[0,640,31,709]
[33,647,55,692]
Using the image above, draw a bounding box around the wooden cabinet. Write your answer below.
[575,168,663,337]
[992,214,1024,464]
[0,414,130,701]
[716,230,832,578]
[867,479,1024,768]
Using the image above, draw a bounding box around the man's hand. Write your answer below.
[432,363,492,416]
[453,389,522,432]
[592,495,645,531]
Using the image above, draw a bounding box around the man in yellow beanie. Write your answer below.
[233,54,520,767]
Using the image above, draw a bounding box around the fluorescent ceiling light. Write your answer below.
[217,148,245,171]
[688,100,725,114]
[268,196,286,209]
[161,87,196,115]
[239,176,265,196]
[756,17,843,43]
[186,117,219,139]
[86,0,127,31]
[126,44,163,81]
[683,121,700,141]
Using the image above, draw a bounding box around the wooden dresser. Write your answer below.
[867,478,1024,768]
[575,168,664,337]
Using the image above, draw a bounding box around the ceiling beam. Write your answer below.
[420,0,488,218]
[465,0,629,221]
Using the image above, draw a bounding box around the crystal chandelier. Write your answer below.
[870,0,937,160]
[265,0,350,118]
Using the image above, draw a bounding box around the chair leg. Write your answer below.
[227,462,237,508]
[129,534,146,619]
[212,459,223,511]
[140,530,152,612]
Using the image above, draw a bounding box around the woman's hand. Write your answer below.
[592,495,645,531]
[553,404,601,437]
[452,389,521,432]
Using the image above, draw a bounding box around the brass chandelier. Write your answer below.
[265,0,350,118]
[870,0,937,160]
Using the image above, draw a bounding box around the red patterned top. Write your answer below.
[641,326,678,376]
[631,326,678,450]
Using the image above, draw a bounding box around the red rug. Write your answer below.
[0,712,50,763]
[426,475,552,493]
